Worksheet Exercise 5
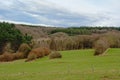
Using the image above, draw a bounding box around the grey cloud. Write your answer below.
[0,0,119,27]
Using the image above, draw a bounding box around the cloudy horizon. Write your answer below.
[0,0,120,27]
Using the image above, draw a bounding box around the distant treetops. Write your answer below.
[50,27,120,36]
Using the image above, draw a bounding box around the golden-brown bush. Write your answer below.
[25,53,37,62]
[0,52,26,62]
[94,38,109,56]
[43,47,51,56]
[49,51,62,59]
[25,47,51,62]
[17,43,31,58]
[30,48,44,57]
[12,52,24,60]
[0,53,14,62]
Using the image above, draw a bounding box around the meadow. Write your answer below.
[0,48,120,80]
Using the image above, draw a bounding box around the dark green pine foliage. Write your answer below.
[0,22,32,54]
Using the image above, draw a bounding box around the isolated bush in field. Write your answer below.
[49,51,62,59]
[94,38,109,56]
[17,43,31,58]
[0,53,14,62]
[25,47,51,62]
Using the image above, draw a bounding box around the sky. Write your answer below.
[0,0,120,27]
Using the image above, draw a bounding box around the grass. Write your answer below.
[0,48,120,80]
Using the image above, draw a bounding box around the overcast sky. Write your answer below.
[0,0,120,27]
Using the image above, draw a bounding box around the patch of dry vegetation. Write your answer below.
[17,43,31,58]
[0,53,14,62]
[49,51,62,59]
[94,38,109,55]
[25,47,51,62]
[15,24,56,39]
[94,31,120,55]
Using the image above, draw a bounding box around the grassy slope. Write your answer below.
[0,49,120,80]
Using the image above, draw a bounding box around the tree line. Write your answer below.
[0,22,32,54]
[50,26,120,36]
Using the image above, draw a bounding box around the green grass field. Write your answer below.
[0,48,120,80]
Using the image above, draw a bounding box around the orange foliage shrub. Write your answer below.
[0,53,14,62]
[25,53,37,62]
[25,47,51,62]
[43,47,51,56]
[0,52,25,62]
[12,52,24,60]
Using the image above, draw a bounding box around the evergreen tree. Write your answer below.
[0,22,32,54]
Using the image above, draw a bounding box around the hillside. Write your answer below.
[15,24,57,39]
[15,24,120,39]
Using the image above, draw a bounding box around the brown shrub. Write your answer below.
[25,47,51,62]
[12,52,24,60]
[25,53,37,62]
[0,53,14,62]
[49,51,62,59]
[43,47,51,56]
[0,52,25,62]
[17,43,31,58]
[94,38,109,56]
[30,48,44,57]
